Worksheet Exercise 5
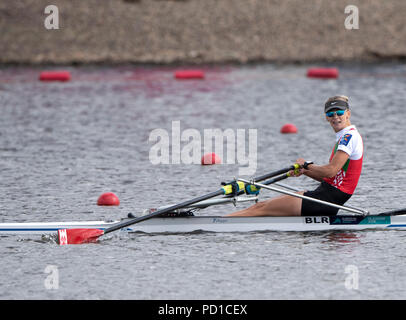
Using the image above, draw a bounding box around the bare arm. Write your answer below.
[303,150,349,182]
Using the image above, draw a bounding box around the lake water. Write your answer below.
[1,63,406,300]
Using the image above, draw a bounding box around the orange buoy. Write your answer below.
[97,192,120,206]
[39,71,71,82]
[201,152,222,165]
[306,68,339,79]
[174,70,205,80]
[280,124,298,134]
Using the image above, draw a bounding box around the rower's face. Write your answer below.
[326,109,351,132]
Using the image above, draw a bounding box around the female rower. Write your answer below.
[227,95,363,217]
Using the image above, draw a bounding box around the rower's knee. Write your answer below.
[251,201,271,214]
[252,201,266,209]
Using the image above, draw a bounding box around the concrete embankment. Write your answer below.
[1,0,405,64]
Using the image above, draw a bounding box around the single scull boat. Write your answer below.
[1,164,405,244]
[1,212,406,235]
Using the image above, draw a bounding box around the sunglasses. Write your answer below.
[326,110,346,117]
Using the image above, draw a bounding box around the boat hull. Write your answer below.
[126,215,406,233]
[1,215,406,235]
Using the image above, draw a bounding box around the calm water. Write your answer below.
[1,63,406,299]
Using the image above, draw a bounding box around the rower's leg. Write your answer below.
[225,192,304,217]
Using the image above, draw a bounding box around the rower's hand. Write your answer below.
[289,158,306,177]
[288,169,304,177]
[295,158,306,168]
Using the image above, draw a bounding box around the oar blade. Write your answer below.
[58,228,104,245]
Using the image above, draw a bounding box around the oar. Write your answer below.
[131,173,296,216]
[238,178,369,215]
[129,174,296,218]
[262,172,290,186]
[378,208,406,216]
[58,164,300,245]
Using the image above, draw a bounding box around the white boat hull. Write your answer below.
[126,215,406,233]
[1,215,406,235]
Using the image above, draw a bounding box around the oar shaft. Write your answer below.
[59,164,303,244]
[104,189,224,234]
[106,166,300,234]
[262,173,289,186]
[378,208,406,216]
[253,165,297,182]
[238,178,369,215]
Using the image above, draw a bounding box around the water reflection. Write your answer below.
[323,231,362,244]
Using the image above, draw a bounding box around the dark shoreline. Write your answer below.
[1,59,405,69]
[2,0,405,66]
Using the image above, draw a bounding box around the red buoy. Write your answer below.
[97,192,120,206]
[201,152,222,165]
[306,68,339,79]
[174,70,205,80]
[280,124,298,134]
[39,71,71,82]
